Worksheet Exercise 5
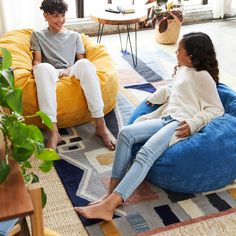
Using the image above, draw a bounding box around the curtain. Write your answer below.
[0,0,45,35]
[213,0,232,18]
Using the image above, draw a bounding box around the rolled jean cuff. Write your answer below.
[113,190,125,202]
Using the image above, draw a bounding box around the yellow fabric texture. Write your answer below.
[0,29,119,128]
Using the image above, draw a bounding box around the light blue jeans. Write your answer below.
[111,116,179,201]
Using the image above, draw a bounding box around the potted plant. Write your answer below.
[0,48,59,207]
[146,0,183,44]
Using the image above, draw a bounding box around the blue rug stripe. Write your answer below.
[54,159,103,226]
[154,205,180,225]
[125,83,156,93]
[122,54,163,82]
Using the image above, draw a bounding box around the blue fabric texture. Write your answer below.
[128,83,236,193]
[0,218,18,236]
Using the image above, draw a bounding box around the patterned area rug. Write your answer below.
[54,82,236,236]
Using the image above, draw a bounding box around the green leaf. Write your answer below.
[0,69,14,88]
[0,86,8,105]
[0,160,10,184]
[0,114,19,138]
[0,48,12,70]
[26,125,44,143]
[41,188,47,208]
[36,111,53,129]
[39,161,53,173]
[38,149,60,161]
[5,87,23,115]
[12,146,33,162]
[32,174,39,183]
[26,125,44,155]
[23,173,31,183]
[22,160,32,169]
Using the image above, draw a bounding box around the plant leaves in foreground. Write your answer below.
[0,160,10,183]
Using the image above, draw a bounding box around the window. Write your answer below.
[66,0,106,19]
[66,0,214,19]
[65,0,235,21]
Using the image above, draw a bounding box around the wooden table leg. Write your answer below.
[28,184,44,236]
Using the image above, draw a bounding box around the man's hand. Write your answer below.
[59,67,71,78]
[175,121,191,138]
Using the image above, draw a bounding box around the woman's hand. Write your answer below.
[175,121,191,138]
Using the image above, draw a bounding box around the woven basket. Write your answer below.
[154,19,181,45]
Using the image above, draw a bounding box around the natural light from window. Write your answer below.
[65,0,236,19]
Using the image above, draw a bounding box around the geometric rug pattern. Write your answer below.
[54,86,236,235]
[53,36,236,235]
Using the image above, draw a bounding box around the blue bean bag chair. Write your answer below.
[128,83,236,193]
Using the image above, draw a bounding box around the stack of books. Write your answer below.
[105,4,135,14]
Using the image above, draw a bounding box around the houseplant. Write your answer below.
[146,0,183,44]
[0,48,59,206]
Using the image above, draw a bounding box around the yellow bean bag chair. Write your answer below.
[0,29,119,128]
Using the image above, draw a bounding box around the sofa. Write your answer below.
[0,29,119,128]
[129,83,236,193]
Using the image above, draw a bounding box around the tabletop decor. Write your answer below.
[146,0,183,44]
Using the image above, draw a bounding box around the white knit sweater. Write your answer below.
[135,66,225,145]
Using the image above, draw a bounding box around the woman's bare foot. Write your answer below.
[46,126,62,150]
[89,193,110,206]
[75,193,122,221]
[95,118,116,150]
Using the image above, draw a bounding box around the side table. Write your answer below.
[0,160,44,236]
[91,5,147,67]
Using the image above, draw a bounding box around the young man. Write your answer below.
[31,0,116,150]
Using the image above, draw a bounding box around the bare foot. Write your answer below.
[46,129,62,150]
[95,125,116,150]
[89,193,110,206]
[89,178,120,205]
[75,202,113,221]
[75,193,122,221]
[95,117,116,150]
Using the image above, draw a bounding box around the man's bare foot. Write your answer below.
[95,118,116,150]
[75,193,122,221]
[46,129,62,150]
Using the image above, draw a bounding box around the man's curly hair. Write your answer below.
[40,0,68,14]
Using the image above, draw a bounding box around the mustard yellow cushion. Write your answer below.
[0,29,119,128]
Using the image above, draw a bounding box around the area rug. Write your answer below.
[53,83,236,236]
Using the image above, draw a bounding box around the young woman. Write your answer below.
[75,32,225,221]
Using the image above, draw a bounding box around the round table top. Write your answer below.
[90,5,147,25]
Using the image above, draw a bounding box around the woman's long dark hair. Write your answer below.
[181,32,219,84]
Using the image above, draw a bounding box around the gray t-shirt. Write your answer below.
[30,28,86,69]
